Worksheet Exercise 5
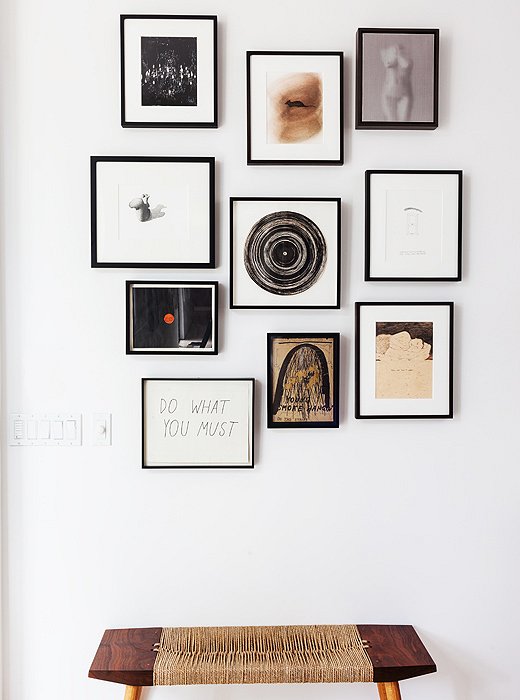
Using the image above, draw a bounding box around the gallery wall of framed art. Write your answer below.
[90,14,461,444]
[9,3,520,700]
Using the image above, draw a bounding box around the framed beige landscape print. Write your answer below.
[355,302,453,418]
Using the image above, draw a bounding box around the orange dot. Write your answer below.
[163,313,175,325]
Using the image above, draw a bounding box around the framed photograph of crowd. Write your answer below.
[365,170,463,281]
[355,302,454,419]
[356,28,439,130]
[126,281,218,354]
[120,15,218,128]
[230,197,341,309]
[267,333,340,428]
[91,156,215,268]
[142,378,255,468]
[247,51,344,164]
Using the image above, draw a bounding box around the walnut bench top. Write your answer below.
[88,625,436,687]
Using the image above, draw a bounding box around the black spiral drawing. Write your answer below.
[243,210,327,295]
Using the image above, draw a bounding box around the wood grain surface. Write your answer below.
[358,624,436,682]
[89,628,161,686]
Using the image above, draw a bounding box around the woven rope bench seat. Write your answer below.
[89,624,436,700]
[154,625,372,685]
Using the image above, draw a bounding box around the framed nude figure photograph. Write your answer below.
[356,28,439,129]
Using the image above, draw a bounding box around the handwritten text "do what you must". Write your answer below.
[161,398,239,439]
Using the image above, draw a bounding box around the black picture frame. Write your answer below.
[355,302,454,419]
[246,51,344,165]
[120,14,218,128]
[365,170,463,281]
[355,28,439,130]
[126,281,218,355]
[267,333,340,428]
[91,156,215,269]
[141,378,255,469]
[230,197,341,309]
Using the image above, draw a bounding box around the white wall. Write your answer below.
[2,0,519,699]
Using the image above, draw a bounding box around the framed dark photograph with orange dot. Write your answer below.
[246,52,343,165]
[126,281,218,355]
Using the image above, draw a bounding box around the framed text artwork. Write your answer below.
[365,170,463,281]
[247,51,344,164]
[356,28,439,130]
[142,378,255,468]
[126,281,218,355]
[230,197,341,309]
[120,15,218,128]
[91,156,215,268]
[355,302,454,419]
[267,333,340,428]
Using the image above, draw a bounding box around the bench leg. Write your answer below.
[377,682,402,700]
[124,687,142,700]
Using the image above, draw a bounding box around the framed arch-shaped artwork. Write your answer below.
[267,333,339,428]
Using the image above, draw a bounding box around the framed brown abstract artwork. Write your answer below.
[355,302,453,419]
[356,28,439,130]
[267,333,339,428]
[247,51,344,165]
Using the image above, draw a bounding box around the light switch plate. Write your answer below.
[93,413,111,446]
[9,414,82,446]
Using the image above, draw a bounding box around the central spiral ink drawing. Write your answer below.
[243,210,327,296]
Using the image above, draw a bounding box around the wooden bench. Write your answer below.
[89,625,436,700]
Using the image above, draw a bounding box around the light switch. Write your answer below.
[93,413,111,446]
[65,420,77,441]
[52,421,64,440]
[14,419,25,441]
[38,420,51,440]
[27,420,38,440]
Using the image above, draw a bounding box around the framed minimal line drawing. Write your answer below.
[267,333,339,428]
[356,28,439,130]
[355,302,454,419]
[91,156,215,268]
[142,378,255,468]
[230,197,341,309]
[365,170,463,281]
[247,51,344,164]
[121,15,217,128]
[126,281,218,355]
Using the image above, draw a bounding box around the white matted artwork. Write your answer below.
[142,378,255,468]
[355,302,453,419]
[91,156,215,268]
[365,170,462,281]
[230,198,340,308]
[247,52,343,164]
[121,15,217,128]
